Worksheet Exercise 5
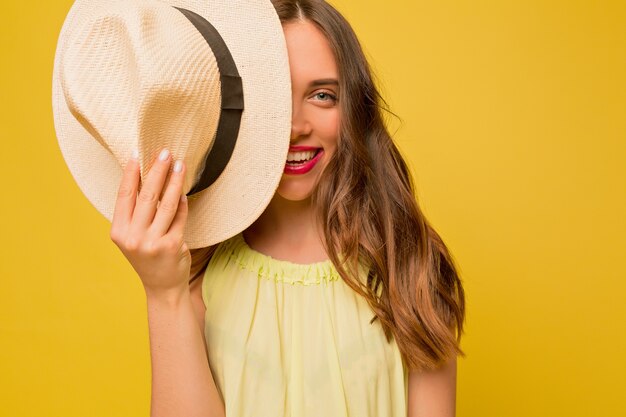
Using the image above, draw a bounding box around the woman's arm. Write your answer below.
[110,150,224,417]
[146,288,224,417]
[407,357,457,417]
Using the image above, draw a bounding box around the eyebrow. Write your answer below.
[309,78,339,87]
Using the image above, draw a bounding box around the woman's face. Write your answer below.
[275,20,340,202]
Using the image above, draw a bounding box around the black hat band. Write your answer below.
[175,7,244,196]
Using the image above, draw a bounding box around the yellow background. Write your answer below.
[1,0,625,416]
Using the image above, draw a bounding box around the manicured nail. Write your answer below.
[173,160,183,173]
[159,149,169,161]
[131,148,139,160]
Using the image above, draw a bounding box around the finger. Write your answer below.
[111,152,140,239]
[149,159,186,237]
[166,190,189,242]
[131,148,172,231]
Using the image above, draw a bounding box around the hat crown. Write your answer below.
[60,0,222,194]
[53,0,292,248]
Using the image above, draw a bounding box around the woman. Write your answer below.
[110,0,465,415]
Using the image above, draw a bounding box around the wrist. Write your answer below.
[144,285,191,309]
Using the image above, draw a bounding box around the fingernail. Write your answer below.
[131,148,139,160]
[159,149,169,161]
[180,194,187,203]
[173,160,183,173]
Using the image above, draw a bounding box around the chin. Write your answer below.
[275,175,318,202]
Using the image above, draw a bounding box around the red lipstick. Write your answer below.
[284,146,324,175]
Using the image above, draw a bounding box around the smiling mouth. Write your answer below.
[286,148,321,165]
[283,147,324,175]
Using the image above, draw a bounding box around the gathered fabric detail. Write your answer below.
[220,233,342,285]
[201,232,409,417]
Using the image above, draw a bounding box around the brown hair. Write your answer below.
[271,0,465,371]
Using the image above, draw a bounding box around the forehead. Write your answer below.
[282,21,338,85]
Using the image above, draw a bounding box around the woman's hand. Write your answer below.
[109,149,225,416]
[110,148,191,300]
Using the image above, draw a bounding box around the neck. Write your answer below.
[243,194,328,263]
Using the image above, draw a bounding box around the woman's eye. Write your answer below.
[314,92,337,102]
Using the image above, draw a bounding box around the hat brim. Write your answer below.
[52,0,291,249]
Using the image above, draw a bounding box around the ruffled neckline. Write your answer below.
[222,233,341,286]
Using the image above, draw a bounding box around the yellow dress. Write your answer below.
[201,233,408,416]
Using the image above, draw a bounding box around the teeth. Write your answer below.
[286,150,317,162]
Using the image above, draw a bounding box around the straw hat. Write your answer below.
[52,0,291,249]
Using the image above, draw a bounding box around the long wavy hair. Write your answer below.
[191,0,466,372]
[273,0,465,371]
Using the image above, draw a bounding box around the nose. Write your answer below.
[290,101,312,141]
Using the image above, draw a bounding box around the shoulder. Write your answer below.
[187,238,228,337]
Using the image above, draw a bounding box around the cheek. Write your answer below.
[319,110,340,152]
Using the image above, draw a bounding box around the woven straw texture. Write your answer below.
[52,0,292,249]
